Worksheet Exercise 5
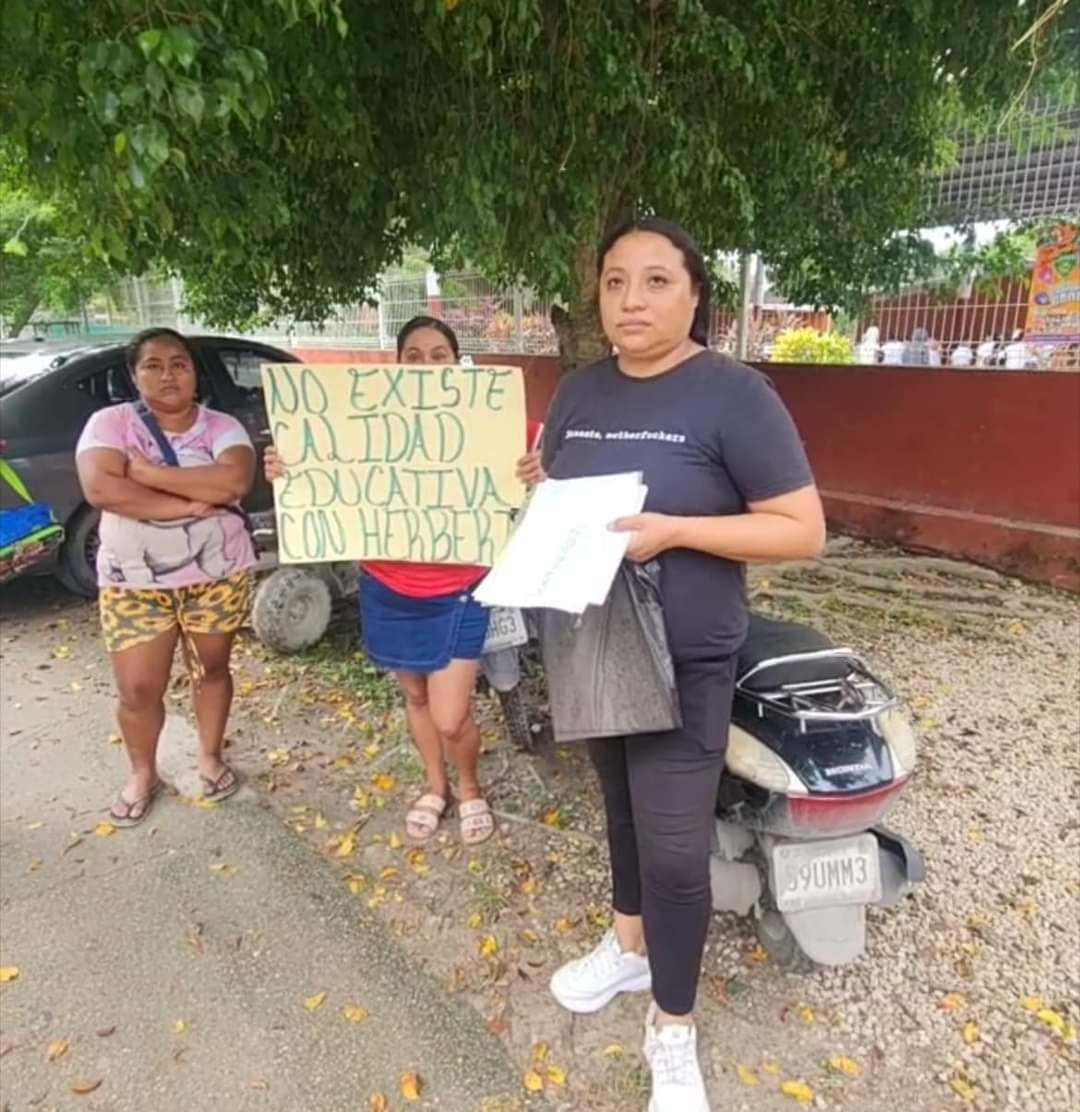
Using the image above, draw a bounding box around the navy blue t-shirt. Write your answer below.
[541,350,814,662]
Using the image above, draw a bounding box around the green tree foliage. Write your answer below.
[1,1,1074,362]
[0,173,116,335]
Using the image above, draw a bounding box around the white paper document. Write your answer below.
[475,473,647,613]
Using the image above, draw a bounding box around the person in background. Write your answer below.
[75,328,257,825]
[539,218,825,1111]
[902,326,932,366]
[265,317,543,845]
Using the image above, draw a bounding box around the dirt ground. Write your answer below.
[5,542,1078,1111]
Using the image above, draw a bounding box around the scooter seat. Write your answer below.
[738,613,849,689]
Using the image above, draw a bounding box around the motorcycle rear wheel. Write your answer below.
[754,908,818,973]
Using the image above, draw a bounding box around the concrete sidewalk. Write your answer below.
[0,584,535,1111]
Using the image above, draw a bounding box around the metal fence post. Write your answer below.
[735,253,754,361]
[514,285,525,352]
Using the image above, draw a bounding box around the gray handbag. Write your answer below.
[539,561,682,742]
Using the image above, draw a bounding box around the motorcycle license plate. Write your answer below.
[772,834,882,913]
[483,607,528,653]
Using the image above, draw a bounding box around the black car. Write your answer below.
[0,334,299,596]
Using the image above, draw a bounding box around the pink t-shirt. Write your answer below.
[75,403,256,589]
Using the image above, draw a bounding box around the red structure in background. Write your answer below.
[289,348,1080,591]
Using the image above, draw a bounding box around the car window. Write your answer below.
[217,348,271,392]
[73,362,135,405]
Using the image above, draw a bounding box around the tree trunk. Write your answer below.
[8,294,40,338]
[550,239,610,373]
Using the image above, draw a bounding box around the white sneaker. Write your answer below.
[643,1003,710,1112]
[549,929,652,1013]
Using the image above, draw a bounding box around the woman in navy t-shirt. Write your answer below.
[542,218,825,1112]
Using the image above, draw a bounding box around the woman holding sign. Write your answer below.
[265,316,543,847]
[75,328,257,825]
[539,219,825,1112]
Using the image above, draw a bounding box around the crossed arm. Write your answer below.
[77,446,254,520]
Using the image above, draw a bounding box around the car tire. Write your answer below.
[56,505,101,598]
[251,567,332,654]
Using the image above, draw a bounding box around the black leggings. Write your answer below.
[587,658,736,1015]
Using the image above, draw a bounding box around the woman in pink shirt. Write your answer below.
[75,328,257,825]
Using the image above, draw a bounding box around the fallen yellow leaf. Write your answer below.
[523,1069,544,1093]
[174,1019,187,1034]
[530,1042,549,1064]
[949,1077,977,1102]
[546,1065,566,1086]
[71,1079,103,1095]
[304,990,328,1012]
[379,866,398,881]
[47,1039,69,1061]
[25,821,45,831]
[1036,1007,1075,1039]
[826,1056,860,1077]
[735,1063,760,1086]
[266,748,290,766]
[467,859,483,876]
[108,734,122,746]
[27,858,43,873]
[519,876,537,895]
[331,755,354,770]
[747,944,769,964]
[335,832,357,858]
[479,935,498,957]
[389,832,402,850]
[363,742,380,759]
[780,1079,814,1105]
[542,808,561,827]
[1020,995,1044,1012]
[602,1043,624,1058]
[466,911,483,929]
[369,1094,388,1112]
[313,813,329,830]
[761,1059,780,1075]
[554,917,576,934]
[343,1005,369,1024]
[798,1005,815,1024]
[93,821,116,838]
[400,1071,422,1101]
[0,967,19,983]
[939,993,966,1012]
[371,774,395,792]
[963,1021,979,1045]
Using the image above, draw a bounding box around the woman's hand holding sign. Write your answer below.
[264,446,285,483]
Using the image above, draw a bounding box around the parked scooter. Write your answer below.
[711,613,924,968]
[247,512,536,750]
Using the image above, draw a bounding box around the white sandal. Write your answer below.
[405,793,449,844]
[458,797,495,846]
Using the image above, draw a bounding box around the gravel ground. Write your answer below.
[218,547,1079,1112]
[18,545,1071,1111]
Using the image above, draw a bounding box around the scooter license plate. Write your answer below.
[483,607,528,653]
[772,834,882,913]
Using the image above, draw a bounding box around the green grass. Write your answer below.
[289,627,399,712]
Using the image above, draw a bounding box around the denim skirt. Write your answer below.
[358,573,491,674]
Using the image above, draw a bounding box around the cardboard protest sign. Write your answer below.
[262,363,527,565]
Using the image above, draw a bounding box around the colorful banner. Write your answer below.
[262,363,526,565]
[1025,224,1079,343]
